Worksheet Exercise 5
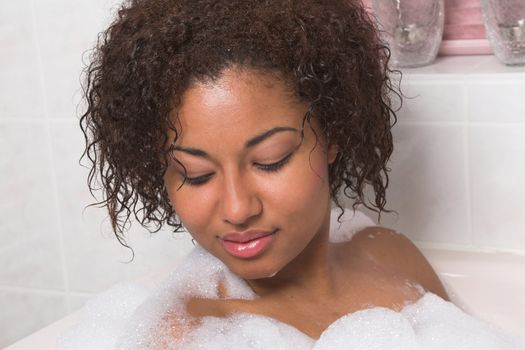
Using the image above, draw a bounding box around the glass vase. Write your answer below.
[481,0,525,66]
[373,0,445,68]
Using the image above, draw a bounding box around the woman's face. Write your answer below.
[164,67,337,280]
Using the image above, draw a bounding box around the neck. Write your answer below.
[244,210,340,300]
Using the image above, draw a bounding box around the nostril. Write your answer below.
[221,194,263,226]
[220,172,263,225]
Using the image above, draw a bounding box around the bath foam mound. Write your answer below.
[59,209,525,350]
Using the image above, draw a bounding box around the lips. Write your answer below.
[218,229,277,258]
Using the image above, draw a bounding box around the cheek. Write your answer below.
[165,147,331,232]
[261,150,331,212]
[167,187,216,235]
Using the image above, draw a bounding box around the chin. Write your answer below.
[233,264,280,280]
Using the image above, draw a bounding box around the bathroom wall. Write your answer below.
[0,0,195,347]
[1,0,525,348]
[356,56,525,253]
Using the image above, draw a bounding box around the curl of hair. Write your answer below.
[80,0,400,246]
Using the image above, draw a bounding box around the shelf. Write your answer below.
[398,55,525,80]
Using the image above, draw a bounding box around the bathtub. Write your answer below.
[5,247,525,349]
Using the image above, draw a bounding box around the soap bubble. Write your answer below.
[59,210,525,349]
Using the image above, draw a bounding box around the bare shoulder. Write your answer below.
[350,226,450,301]
[157,278,235,349]
[159,308,203,349]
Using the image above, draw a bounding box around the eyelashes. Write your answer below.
[183,173,214,186]
[253,152,293,172]
[183,152,294,187]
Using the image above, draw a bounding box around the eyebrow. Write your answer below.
[244,126,298,148]
[173,126,298,158]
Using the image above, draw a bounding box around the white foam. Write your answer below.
[59,209,525,349]
[58,283,150,350]
[115,246,256,349]
[179,313,314,350]
[401,293,525,350]
[314,307,419,350]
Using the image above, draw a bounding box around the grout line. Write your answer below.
[0,118,47,124]
[403,71,525,81]
[463,83,474,247]
[396,120,466,126]
[464,120,525,126]
[30,0,72,312]
[11,117,521,127]
[64,291,96,298]
[48,117,81,123]
[0,285,94,298]
[0,117,79,123]
[400,77,467,84]
[0,116,47,121]
[396,119,525,126]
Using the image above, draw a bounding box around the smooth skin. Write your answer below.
[163,66,449,340]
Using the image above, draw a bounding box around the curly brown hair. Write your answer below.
[81,0,399,248]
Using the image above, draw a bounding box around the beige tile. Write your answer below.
[0,122,58,241]
[357,123,470,244]
[0,232,63,289]
[469,125,525,250]
[0,0,44,118]
[49,122,194,293]
[397,80,466,122]
[33,0,122,118]
[467,80,525,122]
[0,289,68,349]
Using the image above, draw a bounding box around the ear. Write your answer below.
[327,143,338,164]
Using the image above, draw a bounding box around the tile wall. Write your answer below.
[0,0,195,347]
[358,57,525,253]
[1,0,525,348]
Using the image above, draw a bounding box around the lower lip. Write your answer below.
[219,233,275,259]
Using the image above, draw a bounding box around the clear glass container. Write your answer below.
[481,0,525,66]
[373,0,444,68]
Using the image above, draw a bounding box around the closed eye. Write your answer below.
[184,173,214,186]
[182,152,294,187]
[255,152,294,172]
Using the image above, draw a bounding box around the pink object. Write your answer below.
[443,0,486,40]
[364,0,493,56]
[440,0,492,55]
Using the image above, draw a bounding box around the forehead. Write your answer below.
[172,68,308,143]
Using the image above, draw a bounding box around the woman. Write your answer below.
[80,0,450,345]
[162,67,449,340]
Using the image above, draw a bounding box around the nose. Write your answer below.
[220,170,262,226]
